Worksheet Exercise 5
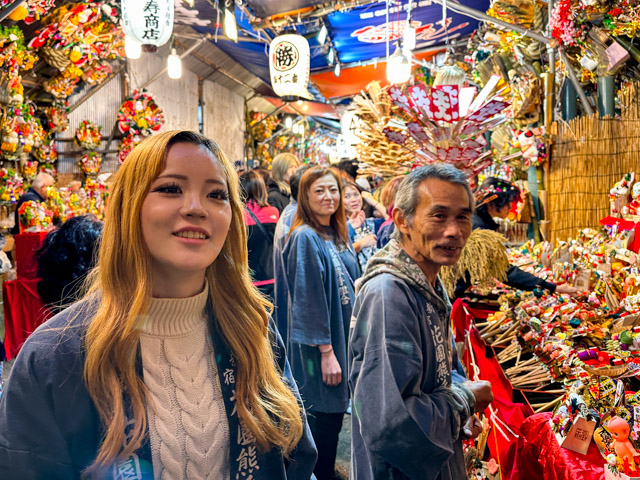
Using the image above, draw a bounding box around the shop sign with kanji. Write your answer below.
[269,34,311,99]
[122,0,174,49]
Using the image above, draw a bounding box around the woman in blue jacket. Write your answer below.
[283,166,360,480]
[0,131,316,479]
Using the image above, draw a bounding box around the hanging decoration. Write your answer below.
[0,25,38,107]
[27,2,124,101]
[372,74,510,181]
[117,90,164,163]
[74,120,102,151]
[43,100,70,133]
[79,152,103,176]
[122,0,174,51]
[117,90,164,137]
[0,168,24,204]
[269,34,312,100]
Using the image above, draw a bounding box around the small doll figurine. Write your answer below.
[623,182,640,216]
[609,416,640,471]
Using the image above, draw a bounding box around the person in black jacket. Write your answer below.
[11,172,55,235]
[267,153,300,213]
[455,177,578,298]
[240,170,279,300]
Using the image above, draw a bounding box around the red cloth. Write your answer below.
[2,278,50,360]
[14,232,48,279]
[510,412,604,480]
[451,299,534,475]
[2,232,50,360]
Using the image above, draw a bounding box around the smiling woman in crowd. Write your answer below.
[283,166,360,480]
[0,131,316,479]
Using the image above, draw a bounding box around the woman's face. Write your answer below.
[140,142,232,286]
[283,162,298,184]
[343,185,363,215]
[307,174,340,225]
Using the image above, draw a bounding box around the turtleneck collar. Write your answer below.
[139,281,209,337]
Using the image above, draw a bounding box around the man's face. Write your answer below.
[395,178,472,280]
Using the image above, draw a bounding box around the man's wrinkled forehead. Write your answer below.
[418,178,473,212]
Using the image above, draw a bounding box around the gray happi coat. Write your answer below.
[349,238,475,480]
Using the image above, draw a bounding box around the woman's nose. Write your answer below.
[181,194,207,218]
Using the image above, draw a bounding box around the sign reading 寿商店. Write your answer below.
[122,0,174,51]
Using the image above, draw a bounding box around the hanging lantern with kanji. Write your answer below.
[269,34,312,101]
[122,0,174,52]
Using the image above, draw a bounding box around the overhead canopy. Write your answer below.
[179,0,489,101]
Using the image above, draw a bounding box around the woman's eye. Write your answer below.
[153,184,181,194]
[208,189,229,201]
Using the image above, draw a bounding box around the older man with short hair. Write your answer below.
[349,164,493,479]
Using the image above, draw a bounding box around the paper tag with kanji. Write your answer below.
[388,86,415,115]
[429,87,457,123]
[466,96,509,123]
[407,84,433,120]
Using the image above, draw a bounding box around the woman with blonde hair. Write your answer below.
[268,152,300,213]
[0,131,316,479]
[283,166,360,480]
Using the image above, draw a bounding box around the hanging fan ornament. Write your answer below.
[382,74,510,179]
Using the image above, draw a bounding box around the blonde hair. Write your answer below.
[271,153,299,196]
[82,131,303,476]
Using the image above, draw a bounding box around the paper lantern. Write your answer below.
[122,0,174,52]
[269,34,312,100]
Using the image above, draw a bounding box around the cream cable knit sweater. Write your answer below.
[139,284,229,480]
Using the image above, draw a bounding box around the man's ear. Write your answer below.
[393,207,409,236]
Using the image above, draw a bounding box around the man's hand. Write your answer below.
[555,283,580,296]
[320,350,342,386]
[466,380,493,413]
[462,414,483,439]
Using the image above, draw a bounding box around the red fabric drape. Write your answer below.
[2,232,50,360]
[510,412,605,480]
[2,278,49,360]
[451,299,534,475]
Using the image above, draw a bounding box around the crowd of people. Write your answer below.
[0,130,581,479]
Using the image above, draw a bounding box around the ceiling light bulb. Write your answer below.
[387,48,412,85]
[223,3,238,42]
[334,62,341,77]
[317,24,328,45]
[167,48,182,79]
[125,35,141,59]
[285,117,293,129]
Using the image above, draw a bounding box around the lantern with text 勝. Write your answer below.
[122,0,174,52]
[269,34,312,101]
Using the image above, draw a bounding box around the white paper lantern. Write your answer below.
[269,34,312,100]
[122,0,174,51]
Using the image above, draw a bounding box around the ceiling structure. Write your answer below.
[179,0,490,101]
